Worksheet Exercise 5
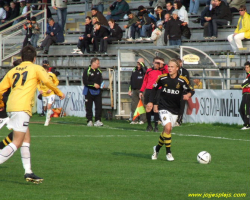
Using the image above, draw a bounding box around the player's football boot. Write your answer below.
[24,173,43,184]
[146,125,153,132]
[166,153,174,161]
[44,119,50,126]
[154,126,158,132]
[151,146,158,160]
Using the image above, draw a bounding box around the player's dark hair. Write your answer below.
[21,45,37,62]
[13,59,22,67]
[169,58,180,68]
[91,57,99,64]
[86,16,91,20]
[244,61,250,67]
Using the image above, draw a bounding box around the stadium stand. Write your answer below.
[1,0,250,113]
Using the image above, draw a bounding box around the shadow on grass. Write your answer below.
[112,152,150,159]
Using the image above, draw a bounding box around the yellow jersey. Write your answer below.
[37,72,59,97]
[0,61,63,116]
[194,81,203,89]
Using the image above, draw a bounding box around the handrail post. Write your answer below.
[44,6,47,34]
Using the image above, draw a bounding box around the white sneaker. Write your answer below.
[144,37,152,41]
[127,37,134,41]
[77,51,83,55]
[87,121,93,126]
[166,153,174,161]
[94,120,103,127]
[73,48,80,51]
[130,121,138,124]
[241,126,250,130]
[44,119,50,126]
[136,37,143,41]
[0,117,9,129]
[138,121,144,125]
[71,51,78,54]
[151,146,158,160]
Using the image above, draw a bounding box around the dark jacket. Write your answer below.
[163,21,168,44]
[127,15,139,27]
[140,10,153,25]
[82,66,103,89]
[82,23,93,38]
[9,6,19,20]
[110,0,129,18]
[92,11,108,26]
[178,67,190,81]
[166,17,182,40]
[109,23,123,40]
[46,22,64,43]
[4,9,11,21]
[129,65,147,90]
[0,76,10,118]
[156,10,167,21]
[94,26,109,39]
[211,1,232,21]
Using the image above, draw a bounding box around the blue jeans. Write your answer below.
[30,34,39,48]
[140,24,152,37]
[106,14,123,21]
[93,4,104,13]
[189,0,199,14]
[57,7,67,30]
[169,39,181,46]
[130,24,140,39]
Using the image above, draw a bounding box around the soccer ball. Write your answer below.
[197,151,211,164]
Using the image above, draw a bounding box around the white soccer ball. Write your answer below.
[197,151,211,164]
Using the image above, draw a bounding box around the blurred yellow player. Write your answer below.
[37,64,59,126]
[0,46,65,183]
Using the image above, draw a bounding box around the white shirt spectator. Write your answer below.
[177,6,189,24]
[0,7,6,20]
[22,6,28,15]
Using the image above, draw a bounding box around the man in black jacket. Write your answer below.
[166,10,182,46]
[136,11,153,40]
[72,16,93,54]
[82,57,103,126]
[128,58,147,124]
[100,19,122,54]
[91,22,109,53]
[163,13,170,45]
[91,8,109,27]
[207,0,232,39]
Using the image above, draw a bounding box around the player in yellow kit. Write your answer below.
[37,64,59,126]
[0,46,65,183]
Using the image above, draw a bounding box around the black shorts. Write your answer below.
[144,89,152,105]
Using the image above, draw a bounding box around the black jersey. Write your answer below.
[150,73,195,115]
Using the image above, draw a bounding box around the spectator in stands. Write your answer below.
[99,19,123,54]
[72,16,93,54]
[163,13,171,44]
[92,16,99,25]
[207,0,232,39]
[138,5,157,22]
[166,2,175,15]
[2,4,11,24]
[136,11,153,41]
[0,2,6,24]
[192,0,211,23]
[9,2,19,21]
[174,1,189,25]
[36,0,52,20]
[106,0,129,21]
[38,18,64,54]
[193,74,203,89]
[52,0,67,30]
[166,10,182,45]
[128,58,147,124]
[91,22,109,53]
[227,5,250,53]
[228,0,246,13]
[156,6,166,22]
[22,17,32,47]
[30,16,40,48]
[203,0,217,39]
[92,0,104,13]
[91,8,109,27]
[124,11,139,40]
[13,0,27,25]
[146,21,163,45]
[189,0,200,15]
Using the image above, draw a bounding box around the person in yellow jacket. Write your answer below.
[37,64,59,126]
[227,5,250,53]
[0,46,65,183]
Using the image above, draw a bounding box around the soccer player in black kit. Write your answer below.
[150,58,195,161]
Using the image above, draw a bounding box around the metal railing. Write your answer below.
[0,7,47,65]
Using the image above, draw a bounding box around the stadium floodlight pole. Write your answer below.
[117,49,121,115]
[0,33,2,66]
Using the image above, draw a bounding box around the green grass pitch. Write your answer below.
[0,115,249,200]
